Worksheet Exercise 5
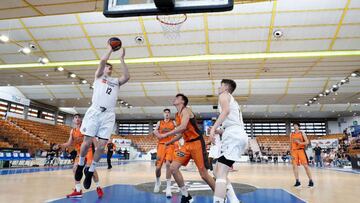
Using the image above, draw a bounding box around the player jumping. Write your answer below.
[74,42,130,190]
[209,79,248,203]
[59,114,103,198]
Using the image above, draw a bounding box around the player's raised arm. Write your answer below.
[95,45,113,79]
[118,48,130,86]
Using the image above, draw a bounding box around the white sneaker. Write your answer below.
[166,187,172,198]
[153,182,161,193]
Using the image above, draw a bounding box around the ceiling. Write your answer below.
[0,0,359,119]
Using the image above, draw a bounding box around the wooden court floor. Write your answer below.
[0,161,358,203]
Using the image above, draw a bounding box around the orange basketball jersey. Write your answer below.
[72,128,84,151]
[175,109,201,142]
[291,131,305,150]
[158,120,176,143]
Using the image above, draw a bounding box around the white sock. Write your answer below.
[226,183,238,202]
[156,177,160,185]
[166,179,171,189]
[89,161,98,172]
[213,196,225,203]
[75,183,81,192]
[78,157,85,166]
[180,186,188,197]
[95,181,100,188]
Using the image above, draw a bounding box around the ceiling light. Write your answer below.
[50,98,53,101]
[313,97,317,101]
[80,79,87,84]
[129,105,133,108]
[40,82,43,85]
[69,73,76,78]
[38,57,49,64]
[120,100,124,104]
[56,66,64,72]
[45,74,49,77]
[0,35,9,43]
[305,103,309,106]
[2,50,360,69]
[358,97,360,100]
[309,100,313,104]
[19,47,31,55]
[325,90,330,95]
[351,71,360,77]
[319,93,324,97]
[19,75,23,78]
[333,98,336,101]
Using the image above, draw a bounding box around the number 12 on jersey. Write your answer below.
[106,87,112,95]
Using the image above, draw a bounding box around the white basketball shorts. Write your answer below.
[80,106,115,140]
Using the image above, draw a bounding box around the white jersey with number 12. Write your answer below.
[92,75,119,108]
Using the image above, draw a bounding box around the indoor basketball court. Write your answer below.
[0,0,359,203]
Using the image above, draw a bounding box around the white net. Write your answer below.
[156,14,187,39]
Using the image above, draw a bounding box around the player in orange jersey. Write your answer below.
[290,122,314,188]
[59,114,104,198]
[153,108,177,198]
[158,94,215,203]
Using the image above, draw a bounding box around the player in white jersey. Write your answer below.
[209,79,248,203]
[74,43,130,190]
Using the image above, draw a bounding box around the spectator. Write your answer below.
[313,143,323,167]
[107,141,115,169]
[124,148,129,160]
[273,154,278,164]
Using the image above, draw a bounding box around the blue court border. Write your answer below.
[48,184,306,203]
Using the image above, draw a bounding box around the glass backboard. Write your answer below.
[103,0,234,17]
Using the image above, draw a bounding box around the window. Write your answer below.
[291,122,326,136]
[0,101,8,118]
[27,108,38,118]
[57,114,65,124]
[41,111,55,121]
[9,103,24,115]
[119,123,150,135]
[251,122,287,136]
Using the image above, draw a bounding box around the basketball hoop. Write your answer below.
[156,14,187,39]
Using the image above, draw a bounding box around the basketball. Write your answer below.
[108,37,122,51]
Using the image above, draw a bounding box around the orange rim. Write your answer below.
[156,14,187,26]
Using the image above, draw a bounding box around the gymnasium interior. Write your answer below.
[0,0,359,203]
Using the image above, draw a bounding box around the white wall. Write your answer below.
[327,120,341,134]
[328,116,360,134]
[339,116,360,131]
[0,87,26,98]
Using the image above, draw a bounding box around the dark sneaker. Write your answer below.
[308,180,314,188]
[294,180,301,187]
[180,194,193,203]
[84,166,89,175]
[75,164,85,181]
[83,171,94,189]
